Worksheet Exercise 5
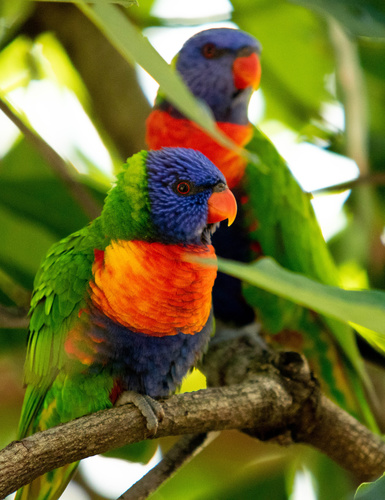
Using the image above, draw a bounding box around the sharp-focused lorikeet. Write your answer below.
[146,28,375,426]
[16,147,237,500]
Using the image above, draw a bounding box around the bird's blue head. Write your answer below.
[173,28,261,124]
[146,147,237,245]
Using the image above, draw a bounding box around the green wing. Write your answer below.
[242,126,376,426]
[18,222,101,438]
[244,126,337,283]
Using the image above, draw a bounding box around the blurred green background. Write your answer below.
[0,0,385,499]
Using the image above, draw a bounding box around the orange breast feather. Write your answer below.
[89,240,217,337]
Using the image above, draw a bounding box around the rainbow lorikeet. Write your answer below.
[146,28,374,425]
[16,147,237,500]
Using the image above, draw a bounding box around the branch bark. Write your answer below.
[1,363,385,498]
[311,172,385,195]
[0,304,29,329]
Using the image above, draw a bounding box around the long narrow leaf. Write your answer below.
[77,2,263,169]
[217,257,385,338]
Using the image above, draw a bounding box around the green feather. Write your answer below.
[243,126,376,428]
[17,150,156,499]
[101,150,155,241]
[19,151,154,434]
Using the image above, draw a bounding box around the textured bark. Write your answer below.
[304,394,385,480]
[1,368,385,498]
[202,326,385,479]
[0,382,291,498]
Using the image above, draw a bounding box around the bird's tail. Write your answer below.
[15,462,78,500]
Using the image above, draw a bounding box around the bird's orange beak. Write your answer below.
[207,188,237,226]
[233,52,261,90]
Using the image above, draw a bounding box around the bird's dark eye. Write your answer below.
[176,181,191,195]
[202,43,217,59]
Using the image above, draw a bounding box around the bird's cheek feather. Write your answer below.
[207,188,237,226]
[233,53,261,90]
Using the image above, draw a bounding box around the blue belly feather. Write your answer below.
[87,308,213,398]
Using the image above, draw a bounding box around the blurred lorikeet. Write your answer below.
[146,28,375,426]
[16,147,237,500]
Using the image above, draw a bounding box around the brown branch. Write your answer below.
[0,304,29,329]
[1,362,385,498]
[0,269,31,309]
[311,172,385,195]
[203,326,385,477]
[0,96,101,220]
[0,382,290,498]
[302,394,385,477]
[119,432,219,500]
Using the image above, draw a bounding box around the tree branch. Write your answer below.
[0,304,29,329]
[311,172,385,195]
[1,360,385,498]
[0,96,101,220]
[119,432,219,500]
[0,269,31,309]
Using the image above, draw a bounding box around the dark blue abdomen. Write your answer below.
[88,309,213,398]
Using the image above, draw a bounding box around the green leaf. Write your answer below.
[355,473,385,499]
[232,0,335,130]
[217,257,385,338]
[0,202,56,287]
[290,0,385,38]
[0,139,105,239]
[0,0,32,48]
[104,440,157,463]
[34,0,137,5]
[76,2,261,167]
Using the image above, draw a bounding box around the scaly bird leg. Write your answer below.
[115,391,165,435]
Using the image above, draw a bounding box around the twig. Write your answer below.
[118,432,219,500]
[2,366,385,498]
[0,268,31,309]
[0,95,101,220]
[0,304,29,329]
[311,172,385,195]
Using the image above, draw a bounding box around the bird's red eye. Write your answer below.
[177,181,191,195]
[202,43,217,59]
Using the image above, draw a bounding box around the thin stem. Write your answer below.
[311,172,385,195]
[119,433,219,500]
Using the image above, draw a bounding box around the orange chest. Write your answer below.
[146,110,252,189]
[89,240,217,337]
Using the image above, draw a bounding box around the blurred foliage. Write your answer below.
[0,0,384,499]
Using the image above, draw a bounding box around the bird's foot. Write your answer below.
[115,390,165,435]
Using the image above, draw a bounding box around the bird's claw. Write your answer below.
[115,390,164,435]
